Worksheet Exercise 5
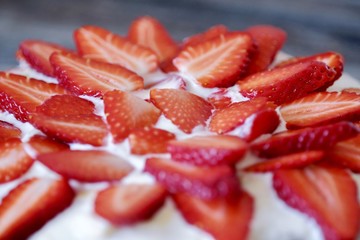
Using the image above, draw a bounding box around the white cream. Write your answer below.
[1,52,359,240]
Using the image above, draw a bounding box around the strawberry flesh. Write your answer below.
[0,121,21,140]
[37,150,133,182]
[95,183,167,225]
[182,24,228,48]
[328,135,360,172]
[26,135,69,156]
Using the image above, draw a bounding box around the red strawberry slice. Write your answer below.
[150,89,213,133]
[209,98,280,141]
[0,121,21,140]
[280,91,360,129]
[0,72,68,122]
[0,178,75,240]
[30,113,108,146]
[275,51,344,90]
[174,32,253,88]
[19,40,70,77]
[144,157,240,199]
[95,183,167,225]
[182,24,229,48]
[328,135,360,172]
[0,138,34,183]
[167,135,248,166]
[237,61,336,105]
[245,25,287,74]
[37,150,134,182]
[26,135,69,156]
[273,165,360,240]
[207,88,233,109]
[251,121,359,158]
[172,191,254,240]
[244,150,324,172]
[36,94,95,117]
[104,90,161,142]
[129,127,176,155]
[74,25,158,75]
[50,52,144,97]
[128,16,179,64]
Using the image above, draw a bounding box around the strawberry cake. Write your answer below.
[0,16,359,240]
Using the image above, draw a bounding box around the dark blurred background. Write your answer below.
[1,0,359,79]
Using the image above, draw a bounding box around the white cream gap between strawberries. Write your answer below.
[1,52,359,240]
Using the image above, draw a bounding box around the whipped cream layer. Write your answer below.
[1,52,359,240]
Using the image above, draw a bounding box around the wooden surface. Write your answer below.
[1,0,359,79]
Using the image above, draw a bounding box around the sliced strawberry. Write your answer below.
[36,94,95,117]
[0,72,68,122]
[30,113,108,146]
[104,90,161,142]
[172,191,253,240]
[0,138,34,183]
[19,40,70,77]
[0,178,75,240]
[174,32,253,88]
[95,183,167,225]
[0,121,21,140]
[182,24,228,48]
[244,150,324,172]
[273,165,360,240]
[26,135,69,156]
[50,52,144,97]
[129,127,176,155]
[280,91,360,129]
[237,61,336,105]
[275,51,344,90]
[245,25,287,74]
[207,88,232,109]
[128,16,179,64]
[150,89,213,133]
[209,98,279,141]
[74,25,158,75]
[251,121,359,158]
[37,150,133,182]
[328,135,360,172]
[167,135,248,166]
[144,157,240,199]
[343,88,360,95]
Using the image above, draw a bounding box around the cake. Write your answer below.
[0,16,359,240]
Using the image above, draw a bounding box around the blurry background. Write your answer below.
[1,0,359,79]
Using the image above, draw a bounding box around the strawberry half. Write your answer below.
[74,25,158,75]
[0,178,75,240]
[144,157,240,199]
[0,121,21,140]
[50,52,144,97]
[328,135,360,172]
[129,127,176,155]
[150,89,213,133]
[167,135,248,166]
[0,72,68,122]
[128,16,179,64]
[275,51,344,90]
[237,61,336,105]
[36,94,96,117]
[104,90,161,142]
[280,91,360,129]
[251,121,359,158]
[172,191,254,240]
[245,25,287,74]
[273,165,360,240]
[19,40,70,77]
[0,138,34,183]
[95,183,167,225]
[37,150,133,182]
[174,32,253,88]
[30,113,108,146]
[244,150,324,172]
[209,97,279,141]
[182,24,228,48]
[26,135,69,156]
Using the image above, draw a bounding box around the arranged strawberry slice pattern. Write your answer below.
[0,16,359,240]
